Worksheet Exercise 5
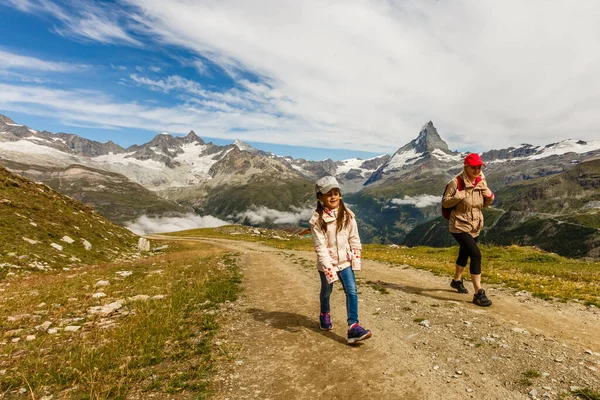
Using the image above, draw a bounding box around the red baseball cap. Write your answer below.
[464,153,486,167]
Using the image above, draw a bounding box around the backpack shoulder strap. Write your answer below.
[456,176,464,191]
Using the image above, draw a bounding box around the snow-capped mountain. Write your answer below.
[232,139,258,153]
[365,121,462,185]
[483,139,600,162]
[365,120,600,188]
[286,155,390,193]
[94,133,235,191]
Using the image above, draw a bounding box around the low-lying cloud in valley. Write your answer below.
[125,213,230,235]
[232,206,314,226]
[391,195,440,209]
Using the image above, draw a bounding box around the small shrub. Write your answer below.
[522,370,541,378]
[573,387,600,400]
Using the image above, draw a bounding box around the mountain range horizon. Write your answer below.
[1,112,599,259]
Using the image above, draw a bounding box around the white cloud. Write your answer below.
[0,81,312,144]
[148,66,161,72]
[391,195,440,209]
[120,0,600,152]
[193,59,208,75]
[233,205,314,225]
[125,213,230,235]
[3,0,600,154]
[5,0,142,46]
[0,49,84,72]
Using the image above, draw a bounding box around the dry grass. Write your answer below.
[0,240,241,399]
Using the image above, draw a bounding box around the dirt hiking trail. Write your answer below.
[166,237,600,400]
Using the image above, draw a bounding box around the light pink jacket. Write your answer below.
[309,208,362,284]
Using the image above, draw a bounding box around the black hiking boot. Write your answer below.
[473,289,492,307]
[450,278,469,294]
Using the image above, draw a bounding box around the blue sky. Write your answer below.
[1,0,599,161]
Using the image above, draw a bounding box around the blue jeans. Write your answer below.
[319,267,359,326]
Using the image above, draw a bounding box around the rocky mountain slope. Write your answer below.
[0,166,139,277]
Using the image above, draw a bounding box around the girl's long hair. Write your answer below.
[316,196,351,233]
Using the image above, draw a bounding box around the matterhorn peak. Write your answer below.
[414,121,449,153]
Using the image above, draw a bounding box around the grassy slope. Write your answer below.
[0,167,241,397]
[2,160,188,225]
[0,240,241,398]
[0,166,138,276]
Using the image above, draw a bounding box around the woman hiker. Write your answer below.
[442,153,495,306]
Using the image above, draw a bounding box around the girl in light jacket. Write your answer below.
[442,153,495,306]
[309,176,372,344]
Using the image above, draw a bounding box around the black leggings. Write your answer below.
[451,233,481,275]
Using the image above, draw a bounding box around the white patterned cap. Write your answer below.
[314,176,340,195]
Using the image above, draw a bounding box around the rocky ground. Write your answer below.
[197,238,600,400]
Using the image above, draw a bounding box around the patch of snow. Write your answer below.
[527,139,600,160]
[290,164,311,176]
[233,139,256,152]
[385,149,424,171]
[335,158,364,174]
[94,151,165,170]
[5,123,22,127]
[0,139,66,156]
[431,149,463,163]
[28,129,38,134]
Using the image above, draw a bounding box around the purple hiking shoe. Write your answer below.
[347,323,372,344]
[319,312,333,330]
